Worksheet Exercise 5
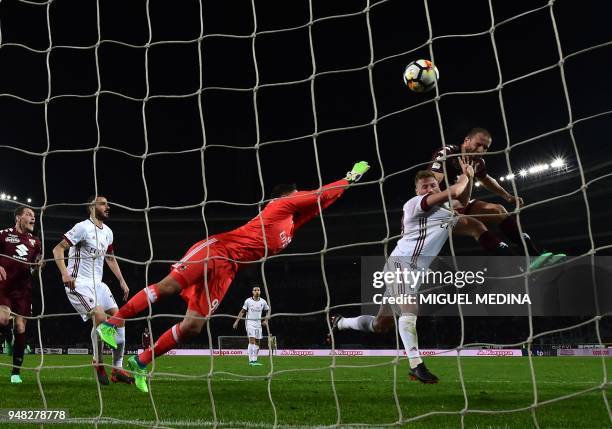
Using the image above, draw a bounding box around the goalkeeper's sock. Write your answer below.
[499,216,540,256]
[398,314,422,369]
[112,327,125,369]
[107,284,160,327]
[337,315,375,333]
[11,331,25,375]
[254,344,260,361]
[139,323,181,366]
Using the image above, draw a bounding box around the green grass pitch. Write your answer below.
[0,355,610,428]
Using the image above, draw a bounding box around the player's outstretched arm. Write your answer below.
[105,254,129,301]
[479,174,524,207]
[287,161,370,230]
[426,173,471,208]
[232,308,246,330]
[286,161,370,212]
[53,240,76,289]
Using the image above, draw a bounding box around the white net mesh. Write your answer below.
[0,0,610,427]
[217,336,277,353]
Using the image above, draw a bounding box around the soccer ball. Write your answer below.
[403,59,439,93]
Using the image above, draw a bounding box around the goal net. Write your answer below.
[0,0,610,428]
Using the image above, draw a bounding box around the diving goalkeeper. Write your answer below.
[97,161,370,392]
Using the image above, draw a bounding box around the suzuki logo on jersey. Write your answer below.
[15,244,29,257]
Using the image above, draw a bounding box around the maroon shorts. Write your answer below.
[0,287,32,317]
[455,199,478,215]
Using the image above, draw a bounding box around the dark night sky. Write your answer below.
[0,0,611,259]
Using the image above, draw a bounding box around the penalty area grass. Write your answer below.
[0,355,610,428]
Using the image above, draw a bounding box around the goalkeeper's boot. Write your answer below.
[3,339,13,356]
[250,361,263,366]
[127,355,149,393]
[325,315,343,345]
[529,252,553,270]
[409,363,439,384]
[94,364,110,386]
[96,323,118,349]
[10,374,22,384]
[111,368,135,384]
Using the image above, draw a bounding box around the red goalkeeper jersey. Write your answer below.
[216,179,349,262]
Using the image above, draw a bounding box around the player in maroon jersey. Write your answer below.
[96,161,370,392]
[429,127,565,267]
[0,206,42,384]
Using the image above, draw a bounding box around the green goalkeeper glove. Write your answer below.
[345,161,370,183]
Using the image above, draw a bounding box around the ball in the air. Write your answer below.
[403,59,439,93]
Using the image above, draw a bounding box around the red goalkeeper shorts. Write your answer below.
[169,237,237,317]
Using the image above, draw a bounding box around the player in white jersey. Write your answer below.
[233,286,269,366]
[52,196,133,385]
[331,160,476,383]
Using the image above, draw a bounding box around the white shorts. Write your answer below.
[65,279,118,322]
[383,257,424,315]
[246,325,263,340]
[383,258,423,297]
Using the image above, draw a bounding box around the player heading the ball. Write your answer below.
[429,127,566,268]
[97,161,371,393]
